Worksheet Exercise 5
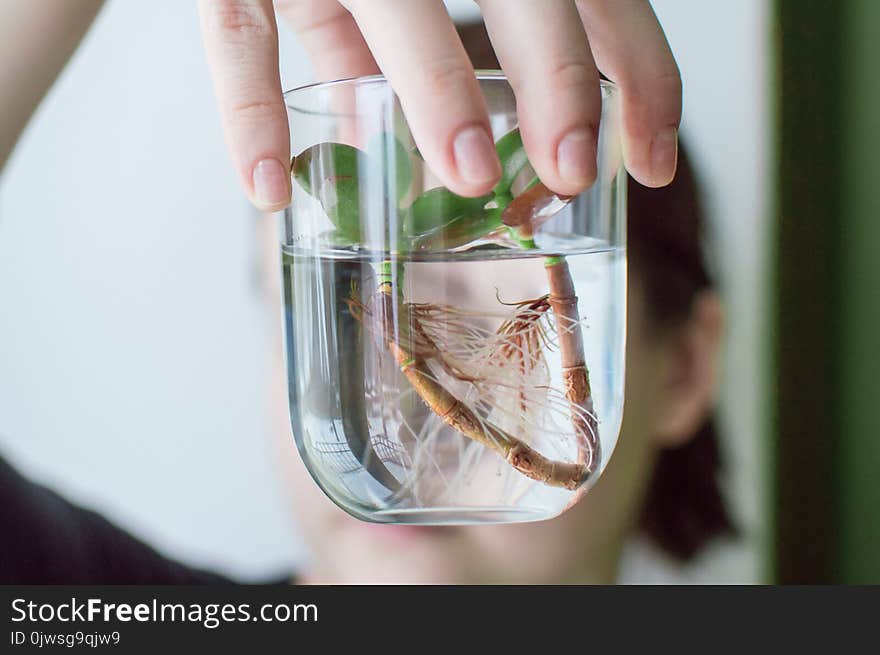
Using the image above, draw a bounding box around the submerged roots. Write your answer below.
[347,271,599,491]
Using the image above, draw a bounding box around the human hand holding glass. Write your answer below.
[196,0,682,210]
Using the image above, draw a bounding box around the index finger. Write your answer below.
[198,0,291,210]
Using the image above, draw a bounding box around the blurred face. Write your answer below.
[270,267,692,584]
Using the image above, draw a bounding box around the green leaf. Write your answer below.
[493,128,530,196]
[290,132,541,251]
[412,207,504,251]
[402,187,493,237]
[366,132,413,202]
[325,177,362,242]
[291,142,360,195]
[292,142,366,242]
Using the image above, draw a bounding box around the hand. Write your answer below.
[197,0,681,210]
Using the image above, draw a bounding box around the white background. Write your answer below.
[0,0,769,582]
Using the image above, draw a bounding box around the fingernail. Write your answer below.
[453,125,502,186]
[252,158,290,209]
[557,128,597,187]
[651,127,678,184]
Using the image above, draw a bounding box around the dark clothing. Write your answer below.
[0,455,233,584]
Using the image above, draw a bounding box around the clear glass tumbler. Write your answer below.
[282,73,626,525]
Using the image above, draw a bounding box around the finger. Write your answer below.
[478,0,602,197]
[275,0,379,80]
[341,0,501,197]
[576,0,681,187]
[198,0,290,210]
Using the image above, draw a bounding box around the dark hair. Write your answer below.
[457,21,735,561]
[627,151,736,561]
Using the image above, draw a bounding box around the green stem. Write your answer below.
[378,259,406,301]
[509,228,563,269]
[511,231,537,250]
[378,260,395,285]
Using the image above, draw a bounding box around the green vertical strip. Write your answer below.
[838,0,880,583]
[773,0,842,583]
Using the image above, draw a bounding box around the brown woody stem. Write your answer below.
[544,258,600,473]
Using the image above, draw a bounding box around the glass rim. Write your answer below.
[282,70,618,112]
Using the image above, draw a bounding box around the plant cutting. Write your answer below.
[290,128,600,491]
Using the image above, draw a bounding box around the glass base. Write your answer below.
[369,506,551,525]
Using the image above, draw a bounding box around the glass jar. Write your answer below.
[281,73,625,525]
